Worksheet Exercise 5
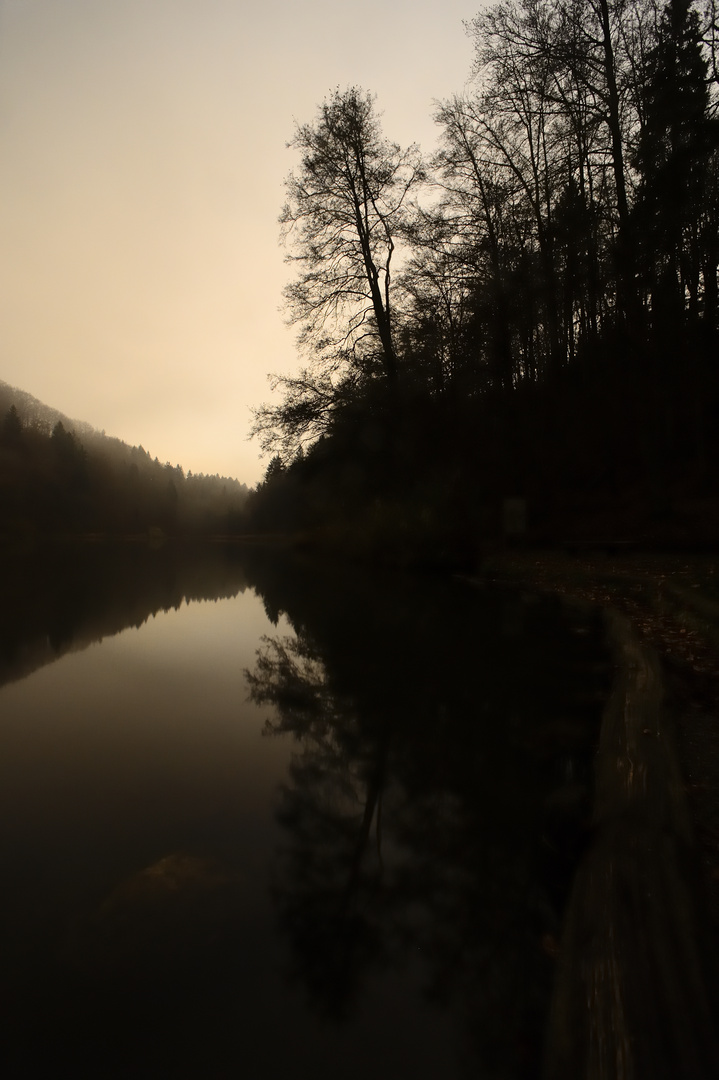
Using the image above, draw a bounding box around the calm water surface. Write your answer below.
[0,545,610,1077]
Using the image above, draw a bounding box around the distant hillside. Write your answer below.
[0,380,251,540]
[0,380,95,439]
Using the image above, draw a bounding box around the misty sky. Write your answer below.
[0,0,480,483]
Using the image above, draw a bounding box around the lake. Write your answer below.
[0,543,611,1078]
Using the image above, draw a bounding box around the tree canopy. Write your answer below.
[280,87,424,381]
[252,88,424,459]
[249,2,719,555]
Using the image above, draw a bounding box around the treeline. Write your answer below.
[248,0,719,556]
[0,385,249,540]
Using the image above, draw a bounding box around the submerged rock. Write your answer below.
[69,853,243,981]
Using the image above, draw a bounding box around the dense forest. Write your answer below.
[246,0,719,561]
[0,381,249,540]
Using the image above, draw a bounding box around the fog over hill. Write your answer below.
[0,379,94,440]
[0,379,247,482]
[0,380,251,539]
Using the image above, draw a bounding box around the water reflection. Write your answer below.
[0,541,250,687]
[243,551,611,1073]
[249,632,391,1023]
[0,543,612,1077]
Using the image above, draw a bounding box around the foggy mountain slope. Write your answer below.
[0,380,251,537]
[0,379,95,440]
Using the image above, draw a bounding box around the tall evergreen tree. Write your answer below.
[634,0,719,328]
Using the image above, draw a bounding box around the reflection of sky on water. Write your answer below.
[0,577,470,1075]
[0,591,293,845]
[0,556,611,1077]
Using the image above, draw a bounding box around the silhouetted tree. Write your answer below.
[250,1,719,547]
[281,87,423,383]
[263,455,286,485]
[252,89,424,460]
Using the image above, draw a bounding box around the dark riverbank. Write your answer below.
[480,551,719,904]
[477,549,719,1077]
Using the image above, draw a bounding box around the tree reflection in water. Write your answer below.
[244,556,611,1074]
[247,631,390,1021]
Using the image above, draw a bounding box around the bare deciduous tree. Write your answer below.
[280,87,424,386]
